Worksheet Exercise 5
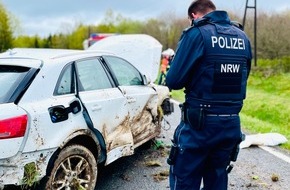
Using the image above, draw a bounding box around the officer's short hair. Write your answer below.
[188,0,216,19]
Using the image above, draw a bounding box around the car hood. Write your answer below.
[87,34,162,83]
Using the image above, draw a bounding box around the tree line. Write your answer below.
[1,3,290,60]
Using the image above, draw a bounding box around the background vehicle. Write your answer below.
[0,35,173,189]
[83,33,117,49]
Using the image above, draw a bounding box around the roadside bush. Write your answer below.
[253,57,290,77]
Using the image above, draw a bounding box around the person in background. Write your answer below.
[158,54,169,85]
[166,0,252,189]
[158,48,175,86]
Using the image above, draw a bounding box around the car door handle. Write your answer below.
[92,105,102,111]
[127,97,136,103]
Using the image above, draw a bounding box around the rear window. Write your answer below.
[0,66,31,103]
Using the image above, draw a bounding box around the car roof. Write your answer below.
[0,48,115,68]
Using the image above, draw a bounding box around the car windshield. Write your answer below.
[0,65,30,103]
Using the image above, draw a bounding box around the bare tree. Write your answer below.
[256,12,290,59]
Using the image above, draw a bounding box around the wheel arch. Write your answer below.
[46,129,106,174]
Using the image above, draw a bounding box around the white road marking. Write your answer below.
[259,146,290,164]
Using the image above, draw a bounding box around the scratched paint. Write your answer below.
[102,99,162,152]
[102,116,133,152]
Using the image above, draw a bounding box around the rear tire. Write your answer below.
[44,144,97,190]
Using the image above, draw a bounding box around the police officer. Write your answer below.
[166,0,252,189]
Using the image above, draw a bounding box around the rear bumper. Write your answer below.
[0,148,56,186]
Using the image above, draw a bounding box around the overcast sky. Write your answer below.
[1,0,289,37]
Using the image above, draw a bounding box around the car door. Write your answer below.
[75,57,134,165]
[103,56,159,147]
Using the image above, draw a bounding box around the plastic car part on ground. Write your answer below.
[87,34,162,83]
[240,133,288,149]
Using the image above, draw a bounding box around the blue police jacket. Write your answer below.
[166,11,252,113]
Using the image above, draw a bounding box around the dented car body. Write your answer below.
[0,35,173,189]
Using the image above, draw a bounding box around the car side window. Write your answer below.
[104,56,143,86]
[76,58,112,91]
[55,64,74,95]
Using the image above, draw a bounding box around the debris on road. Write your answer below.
[271,173,279,182]
[145,160,162,167]
[152,170,169,182]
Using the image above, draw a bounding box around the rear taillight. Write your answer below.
[0,115,28,139]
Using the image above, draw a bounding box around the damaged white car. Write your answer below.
[0,34,173,189]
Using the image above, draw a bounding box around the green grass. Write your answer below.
[170,89,185,102]
[241,73,290,149]
[170,72,290,150]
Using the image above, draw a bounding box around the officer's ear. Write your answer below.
[188,13,195,26]
[190,12,200,26]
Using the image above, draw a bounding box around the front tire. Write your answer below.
[45,145,97,190]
